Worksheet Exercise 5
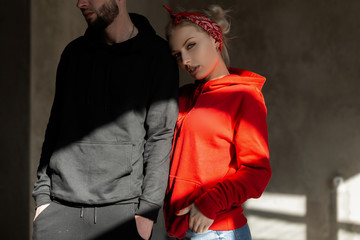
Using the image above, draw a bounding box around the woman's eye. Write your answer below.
[173,52,181,59]
[187,43,196,49]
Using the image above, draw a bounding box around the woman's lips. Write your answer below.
[187,65,199,76]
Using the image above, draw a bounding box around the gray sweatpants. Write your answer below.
[33,201,144,240]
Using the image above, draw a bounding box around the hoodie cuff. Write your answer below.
[194,193,219,220]
[135,199,160,222]
[35,194,52,209]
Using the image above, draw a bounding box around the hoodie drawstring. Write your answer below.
[94,207,97,224]
[80,206,96,224]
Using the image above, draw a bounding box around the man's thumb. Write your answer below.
[175,204,193,216]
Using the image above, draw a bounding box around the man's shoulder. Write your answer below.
[63,36,86,52]
[145,33,168,51]
[144,35,172,61]
[58,36,89,60]
[153,34,168,45]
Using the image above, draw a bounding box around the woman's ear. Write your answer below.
[215,40,221,51]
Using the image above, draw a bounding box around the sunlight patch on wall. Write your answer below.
[338,229,360,240]
[245,192,307,217]
[245,192,307,240]
[247,215,306,240]
[337,173,360,240]
[337,173,360,224]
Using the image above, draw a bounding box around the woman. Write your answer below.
[163,5,272,240]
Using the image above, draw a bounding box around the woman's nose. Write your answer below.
[181,53,190,66]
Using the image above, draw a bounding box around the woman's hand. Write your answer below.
[33,203,50,221]
[176,203,214,233]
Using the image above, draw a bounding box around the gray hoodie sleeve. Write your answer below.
[135,44,179,221]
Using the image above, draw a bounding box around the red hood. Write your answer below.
[201,67,266,93]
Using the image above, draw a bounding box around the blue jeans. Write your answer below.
[183,224,252,240]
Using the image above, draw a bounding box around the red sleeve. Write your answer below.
[194,88,272,219]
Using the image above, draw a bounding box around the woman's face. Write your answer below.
[169,24,224,81]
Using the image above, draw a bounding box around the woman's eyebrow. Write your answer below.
[171,37,195,54]
[183,37,195,47]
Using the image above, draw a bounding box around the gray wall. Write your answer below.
[0,0,359,239]
[0,1,30,239]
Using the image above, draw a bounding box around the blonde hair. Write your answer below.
[165,4,231,66]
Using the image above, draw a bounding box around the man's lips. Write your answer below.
[82,11,94,19]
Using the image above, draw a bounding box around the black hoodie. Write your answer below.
[32,13,179,221]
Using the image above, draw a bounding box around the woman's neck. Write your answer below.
[204,59,230,82]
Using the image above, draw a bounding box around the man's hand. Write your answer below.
[135,215,154,240]
[176,203,214,234]
[33,203,51,221]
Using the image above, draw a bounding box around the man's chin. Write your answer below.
[87,19,108,31]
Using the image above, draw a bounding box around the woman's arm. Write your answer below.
[194,88,272,220]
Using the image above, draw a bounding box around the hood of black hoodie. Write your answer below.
[55,12,173,145]
[83,13,157,55]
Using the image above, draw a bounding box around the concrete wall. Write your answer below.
[0,0,359,239]
[0,1,30,239]
[0,0,30,238]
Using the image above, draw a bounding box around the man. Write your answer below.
[32,0,178,239]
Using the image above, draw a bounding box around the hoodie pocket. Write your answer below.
[49,142,134,204]
[164,176,202,236]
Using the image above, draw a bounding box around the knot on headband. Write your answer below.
[163,5,223,51]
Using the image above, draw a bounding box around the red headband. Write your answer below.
[163,5,223,51]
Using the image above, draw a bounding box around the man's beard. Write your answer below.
[88,0,119,30]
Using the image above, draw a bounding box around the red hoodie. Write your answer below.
[164,68,272,238]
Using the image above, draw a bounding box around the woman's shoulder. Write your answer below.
[178,84,197,113]
[179,83,196,97]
